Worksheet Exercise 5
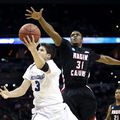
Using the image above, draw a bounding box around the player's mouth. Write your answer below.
[71,37,77,41]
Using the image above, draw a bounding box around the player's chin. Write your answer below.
[71,40,79,43]
[72,43,80,46]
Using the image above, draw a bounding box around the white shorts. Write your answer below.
[31,103,78,120]
[64,103,78,120]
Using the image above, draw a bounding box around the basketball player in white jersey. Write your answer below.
[0,35,78,120]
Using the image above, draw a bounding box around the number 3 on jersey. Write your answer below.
[35,81,40,91]
[76,60,84,69]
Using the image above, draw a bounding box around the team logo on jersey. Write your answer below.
[31,74,45,80]
[111,106,114,109]
[72,48,75,51]
[84,51,89,53]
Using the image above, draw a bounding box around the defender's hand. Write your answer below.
[25,7,44,20]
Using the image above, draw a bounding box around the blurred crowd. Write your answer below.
[0,4,120,38]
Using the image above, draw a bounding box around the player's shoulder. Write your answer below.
[47,60,61,73]
[47,59,54,64]
[47,60,57,68]
[82,47,92,52]
[111,103,117,108]
[46,60,54,67]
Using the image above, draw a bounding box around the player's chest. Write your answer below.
[30,67,45,81]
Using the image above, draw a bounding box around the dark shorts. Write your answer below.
[62,85,97,120]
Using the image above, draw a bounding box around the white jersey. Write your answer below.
[23,60,63,108]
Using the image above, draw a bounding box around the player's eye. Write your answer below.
[71,34,75,37]
[71,33,80,37]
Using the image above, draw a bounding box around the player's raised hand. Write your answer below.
[23,35,37,51]
[0,86,10,99]
[25,7,44,20]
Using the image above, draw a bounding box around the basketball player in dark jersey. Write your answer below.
[25,7,120,120]
[105,86,120,120]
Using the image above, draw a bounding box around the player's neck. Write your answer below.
[116,100,120,105]
[79,44,82,48]
[72,44,82,48]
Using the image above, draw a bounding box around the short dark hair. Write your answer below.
[71,30,83,39]
[37,43,56,59]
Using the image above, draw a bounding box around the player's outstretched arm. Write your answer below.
[96,55,120,65]
[0,86,10,99]
[25,7,62,46]
[0,80,31,99]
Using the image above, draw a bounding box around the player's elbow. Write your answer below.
[50,32,62,46]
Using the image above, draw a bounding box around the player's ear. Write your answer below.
[47,54,51,60]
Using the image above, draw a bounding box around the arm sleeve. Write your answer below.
[41,62,49,72]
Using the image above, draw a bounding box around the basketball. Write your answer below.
[19,23,41,43]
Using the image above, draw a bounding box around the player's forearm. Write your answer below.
[38,17,55,34]
[104,56,120,65]
[30,48,45,69]
[8,87,26,98]
[38,17,62,46]
[97,55,120,65]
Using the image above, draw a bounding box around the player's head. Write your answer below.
[115,86,120,101]
[70,31,83,46]
[37,43,56,60]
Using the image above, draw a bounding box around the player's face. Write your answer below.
[37,46,47,60]
[115,89,120,100]
[70,31,83,46]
